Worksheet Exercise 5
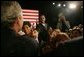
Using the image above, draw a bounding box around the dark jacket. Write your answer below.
[36,23,50,43]
[1,27,38,56]
[47,36,83,56]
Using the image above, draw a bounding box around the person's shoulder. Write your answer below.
[64,36,83,43]
[17,35,32,41]
[17,35,37,44]
[57,36,83,46]
[37,23,42,25]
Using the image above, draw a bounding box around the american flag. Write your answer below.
[22,9,39,28]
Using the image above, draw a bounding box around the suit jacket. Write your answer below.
[1,27,38,56]
[36,23,50,43]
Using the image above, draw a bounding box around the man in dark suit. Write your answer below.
[36,15,50,44]
[1,1,38,56]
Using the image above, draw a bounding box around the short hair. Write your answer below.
[23,21,31,27]
[55,33,70,42]
[72,29,82,35]
[39,15,46,20]
[1,1,22,22]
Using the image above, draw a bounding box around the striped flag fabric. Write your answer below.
[22,9,39,28]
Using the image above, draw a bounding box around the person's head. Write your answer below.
[59,16,66,22]
[78,24,83,28]
[31,30,39,39]
[22,21,31,35]
[70,29,82,39]
[54,29,61,34]
[51,32,70,48]
[39,15,46,23]
[73,26,79,29]
[1,1,23,33]
[48,27,53,35]
[50,29,61,38]
[50,30,57,38]
[54,32,70,42]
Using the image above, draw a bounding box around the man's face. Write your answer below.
[40,15,46,23]
[23,25,31,35]
[32,30,39,38]
[18,12,23,30]
[72,30,81,37]
[59,16,66,22]
[18,17,23,29]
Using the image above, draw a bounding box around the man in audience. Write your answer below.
[57,14,70,32]
[1,1,38,56]
[36,15,50,44]
[70,28,82,39]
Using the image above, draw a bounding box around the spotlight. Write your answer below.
[58,3,61,7]
[63,4,66,7]
[53,2,55,5]
[69,4,77,9]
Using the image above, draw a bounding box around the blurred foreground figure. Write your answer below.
[1,1,38,56]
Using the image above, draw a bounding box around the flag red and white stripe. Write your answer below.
[22,9,39,26]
